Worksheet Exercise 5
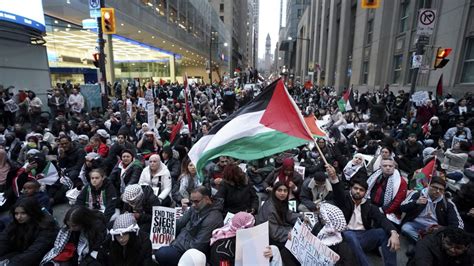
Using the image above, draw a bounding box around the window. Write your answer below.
[461,38,474,83]
[220,3,224,12]
[220,16,224,22]
[399,1,409,33]
[393,55,403,84]
[366,19,373,45]
[362,60,369,84]
[297,9,302,18]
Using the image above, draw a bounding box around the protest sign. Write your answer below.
[147,103,155,129]
[451,136,468,149]
[235,222,269,266]
[411,91,429,106]
[303,212,317,228]
[285,219,340,266]
[137,97,147,108]
[224,212,235,225]
[294,165,306,178]
[150,207,176,249]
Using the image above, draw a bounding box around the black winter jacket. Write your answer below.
[121,185,160,232]
[0,217,58,266]
[172,199,224,254]
[214,179,259,215]
[331,180,396,234]
[108,160,143,194]
[76,178,118,222]
[400,190,464,228]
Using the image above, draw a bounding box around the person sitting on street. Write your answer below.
[263,157,303,202]
[153,186,223,266]
[366,158,407,224]
[400,176,464,246]
[298,171,333,212]
[57,135,86,183]
[342,153,368,188]
[109,149,143,195]
[120,184,160,234]
[408,227,473,266]
[326,164,400,266]
[138,154,172,206]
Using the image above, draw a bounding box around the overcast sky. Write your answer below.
[258,0,286,59]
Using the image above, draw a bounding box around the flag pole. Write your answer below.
[312,139,329,165]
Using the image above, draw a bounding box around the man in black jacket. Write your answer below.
[400,176,464,243]
[326,164,400,266]
[154,186,223,265]
[409,227,473,266]
[161,146,180,183]
[104,132,136,174]
[57,136,86,182]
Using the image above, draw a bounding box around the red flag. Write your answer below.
[422,121,429,135]
[169,121,183,144]
[183,74,193,132]
[436,74,443,98]
[303,116,327,138]
[159,78,166,86]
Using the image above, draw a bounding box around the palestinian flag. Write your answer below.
[303,115,327,138]
[337,87,355,112]
[411,157,436,191]
[189,79,313,179]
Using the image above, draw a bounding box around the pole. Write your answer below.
[406,38,426,116]
[209,26,212,84]
[97,0,108,97]
[313,139,328,165]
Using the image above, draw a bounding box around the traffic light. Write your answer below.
[101,8,116,34]
[361,0,380,9]
[93,53,100,68]
[434,48,452,69]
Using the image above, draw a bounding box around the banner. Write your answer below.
[80,84,101,111]
[150,207,176,249]
[147,103,155,129]
[235,222,269,266]
[285,219,339,266]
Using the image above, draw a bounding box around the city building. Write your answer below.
[262,34,273,75]
[1,0,231,101]
[209,0,258,72]
[295,0,474,96]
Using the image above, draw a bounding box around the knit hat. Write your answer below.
[78,135,89,142]
[431,176,447,188]
[122,184,144,205]
[96,129,110,139]
[422,147,436,164]
[110,213,140,236]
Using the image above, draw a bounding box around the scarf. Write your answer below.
[366,168,402,209]
[210,212,255,246]
[0,149,10,185]
[277,158,294,186]
[343,155,364,181]
[317,203,347,246]
[119,160,135,193]
[41,228,90,265]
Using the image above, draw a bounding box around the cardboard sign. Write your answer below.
[147,103,155,129]
[150,207,176,249]
[285,219,340,266]
[235,222,269,266]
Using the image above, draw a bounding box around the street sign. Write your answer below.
[417,35,430,45]
[416,9,436,36]
[412,54,423,68]
[82,18,98,29]
[89,0,101,18]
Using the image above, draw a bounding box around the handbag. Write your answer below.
[54,242,76,262]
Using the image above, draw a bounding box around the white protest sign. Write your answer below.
[288,200,297,212]
[137,97,147,108]
[294,165,306,178]
[235,222,269,266]
[303,212,317,228]
[147,103,155,129]
[126,99,132,118]
[150,207,176,249]
[451,136,468,150]
[285,219,340,266]
[223,212,235,225]
[411,91,429,106]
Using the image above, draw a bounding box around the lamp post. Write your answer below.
[288,36,311,81]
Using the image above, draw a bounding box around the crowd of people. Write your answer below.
[0,80,473,266]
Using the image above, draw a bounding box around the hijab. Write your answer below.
[277,158,294,185]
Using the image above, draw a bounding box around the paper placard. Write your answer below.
[285,219,340,266]
[224,212,235,225]
[235,222,269,266]
[150,206,176,249]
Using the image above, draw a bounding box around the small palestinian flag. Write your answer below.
[412,157,436,191]
[337,87,355,112]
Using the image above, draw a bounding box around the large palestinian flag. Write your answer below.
[189,79,313,179]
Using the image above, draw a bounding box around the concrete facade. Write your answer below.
[295,0,474,96]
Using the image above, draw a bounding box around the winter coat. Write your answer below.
[76,179,118,222]
[0,217,58,266]
[58,143,86,180]
[99,231,154,266]
[171,199,224,254]
[256,198,302,244]
[400,189,464,228]
[121,185,160,232]
[263,168,303,199]
[300,178,334,211]
[163,157,180,182]
[138,162,172,201]
[214,178,259,215]
[408,229,474,266]
[109,160,143,194]
[331,180,396,234]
